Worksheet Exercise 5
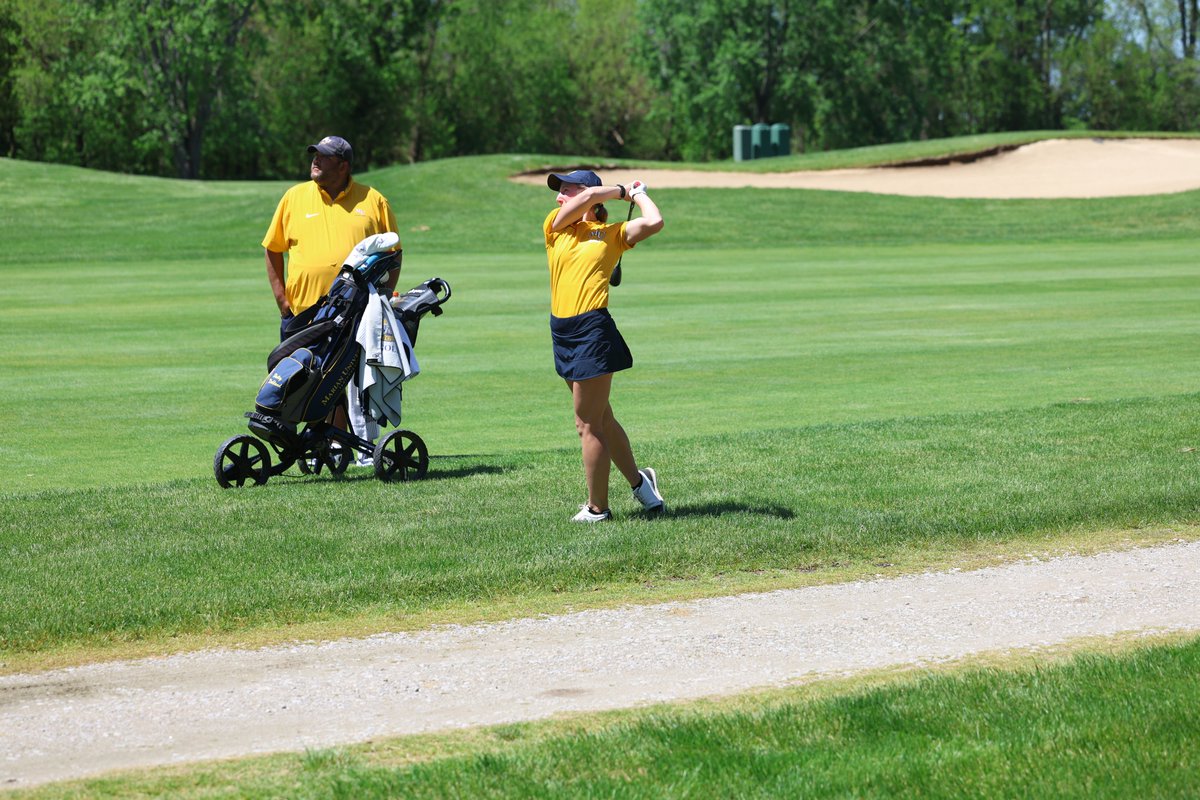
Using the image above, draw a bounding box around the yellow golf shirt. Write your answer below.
[263,178,399,313]
[543,208,632,318]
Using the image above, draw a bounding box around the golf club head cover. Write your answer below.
[343,232,400,269]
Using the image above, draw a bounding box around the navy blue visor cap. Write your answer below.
[547,169,602,191]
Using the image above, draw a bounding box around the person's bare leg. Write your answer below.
[600,404,640,488]
[570,374,645,511]
[571,375,611,509]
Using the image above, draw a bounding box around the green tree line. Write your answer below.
[1,0,1197,179]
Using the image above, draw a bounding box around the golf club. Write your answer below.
[609,199,635,287]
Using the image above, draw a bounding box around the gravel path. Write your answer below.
[4,541,1199,789]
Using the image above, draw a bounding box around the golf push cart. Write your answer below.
[213,233,451,488]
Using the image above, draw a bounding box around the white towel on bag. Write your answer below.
[355,285,419,427]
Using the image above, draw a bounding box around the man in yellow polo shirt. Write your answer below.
[262,135,400,460]
[264,135,399,330]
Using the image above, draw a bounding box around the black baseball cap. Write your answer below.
[307,135,353,162]
[547,169,601,191]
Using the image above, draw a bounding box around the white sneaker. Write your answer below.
[632,468,664,513]
[572,505,613,523]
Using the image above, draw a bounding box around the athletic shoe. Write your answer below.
[355,454,374,468]
[632,467,665,513]
[572,505,613,523]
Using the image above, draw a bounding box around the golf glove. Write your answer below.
[628,180,647,198]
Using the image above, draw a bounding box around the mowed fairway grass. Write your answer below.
[2,133,1199,796]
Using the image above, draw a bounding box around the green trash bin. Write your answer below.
[733,125,752,162]
[751,123,771,159]
[770,123,790,157]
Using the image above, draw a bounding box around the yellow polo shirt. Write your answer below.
[543,208,632,318]
[263,178,399,313]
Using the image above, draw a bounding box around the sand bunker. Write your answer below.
[512,137,1200,199]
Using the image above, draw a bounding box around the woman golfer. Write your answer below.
[543,169,666,522]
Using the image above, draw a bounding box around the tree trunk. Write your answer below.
[1190,0,1199,57]
[1180,0,1192,57]
[182,1,254,178]
[409,23,440,163]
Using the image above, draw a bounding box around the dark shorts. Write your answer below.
[551,308,633,381]
[279,304,320,342]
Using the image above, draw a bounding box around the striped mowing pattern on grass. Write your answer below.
[0,140,1198,795]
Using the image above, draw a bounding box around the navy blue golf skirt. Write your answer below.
[551,308,633,381]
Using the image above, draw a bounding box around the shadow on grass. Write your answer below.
[651,501,796,520]
[425,462,508,481]
[268,458,510,486]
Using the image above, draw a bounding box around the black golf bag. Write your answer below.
[214,239,451,488]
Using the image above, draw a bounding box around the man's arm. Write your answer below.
[265,249,289,315]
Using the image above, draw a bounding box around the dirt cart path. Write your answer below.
[3,541,1199,789]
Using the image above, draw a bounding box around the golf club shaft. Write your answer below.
[610,200,635,287]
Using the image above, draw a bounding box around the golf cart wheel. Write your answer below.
[214,435,272,488]
[297,441,350,476]
[373,429,429,482]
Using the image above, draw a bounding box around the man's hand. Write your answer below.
[265,249,290,314]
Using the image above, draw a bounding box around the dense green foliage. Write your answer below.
[2,0,1200,176]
